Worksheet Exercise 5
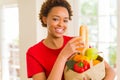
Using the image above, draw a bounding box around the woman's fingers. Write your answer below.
[70,37,82,44]
[69,37,85,53]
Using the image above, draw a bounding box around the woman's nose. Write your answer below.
[58,21,64,27]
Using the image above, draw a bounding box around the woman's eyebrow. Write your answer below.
[52,15,69,19]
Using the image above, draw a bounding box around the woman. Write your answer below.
[26,0,115,80]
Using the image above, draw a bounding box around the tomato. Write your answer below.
[73,60,90,73]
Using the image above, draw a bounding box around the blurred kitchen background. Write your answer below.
[0,0,120,80]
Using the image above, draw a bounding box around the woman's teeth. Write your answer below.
[56,28,63,33]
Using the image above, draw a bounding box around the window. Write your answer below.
[79,0,117,68]
[0,5,20,80]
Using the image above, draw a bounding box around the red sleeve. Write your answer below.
[26,50,44,78]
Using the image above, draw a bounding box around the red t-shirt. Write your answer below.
[26,36,73,79]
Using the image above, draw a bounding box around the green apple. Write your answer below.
[85,48,98,60]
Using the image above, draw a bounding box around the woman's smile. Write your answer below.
[55,28,64,34]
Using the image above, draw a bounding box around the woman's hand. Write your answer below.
[59,37,85,59]
[103,61,116,80]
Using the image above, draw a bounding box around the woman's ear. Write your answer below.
[42,16,47,24]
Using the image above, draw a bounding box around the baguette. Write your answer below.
[79,25,89,54]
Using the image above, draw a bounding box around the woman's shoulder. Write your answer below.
[26,40,44,55]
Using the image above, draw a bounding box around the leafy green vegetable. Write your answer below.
[66,60,76,70]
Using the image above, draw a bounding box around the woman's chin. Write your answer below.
[54,33,64,38]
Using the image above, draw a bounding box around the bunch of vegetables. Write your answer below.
[66,47,102,73]
[64,25,105,80]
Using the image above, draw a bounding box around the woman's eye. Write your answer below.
[64,20,68,23]
[53,18,59,21]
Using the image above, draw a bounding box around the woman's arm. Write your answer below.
[47,37,81,80]
[32,54,67,80]
[103,61,116,80]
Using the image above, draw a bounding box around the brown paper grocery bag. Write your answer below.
[64,56,105,80]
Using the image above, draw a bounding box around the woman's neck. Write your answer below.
[43,36,64,49]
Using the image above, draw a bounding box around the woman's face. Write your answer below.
[43,6,69,38]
